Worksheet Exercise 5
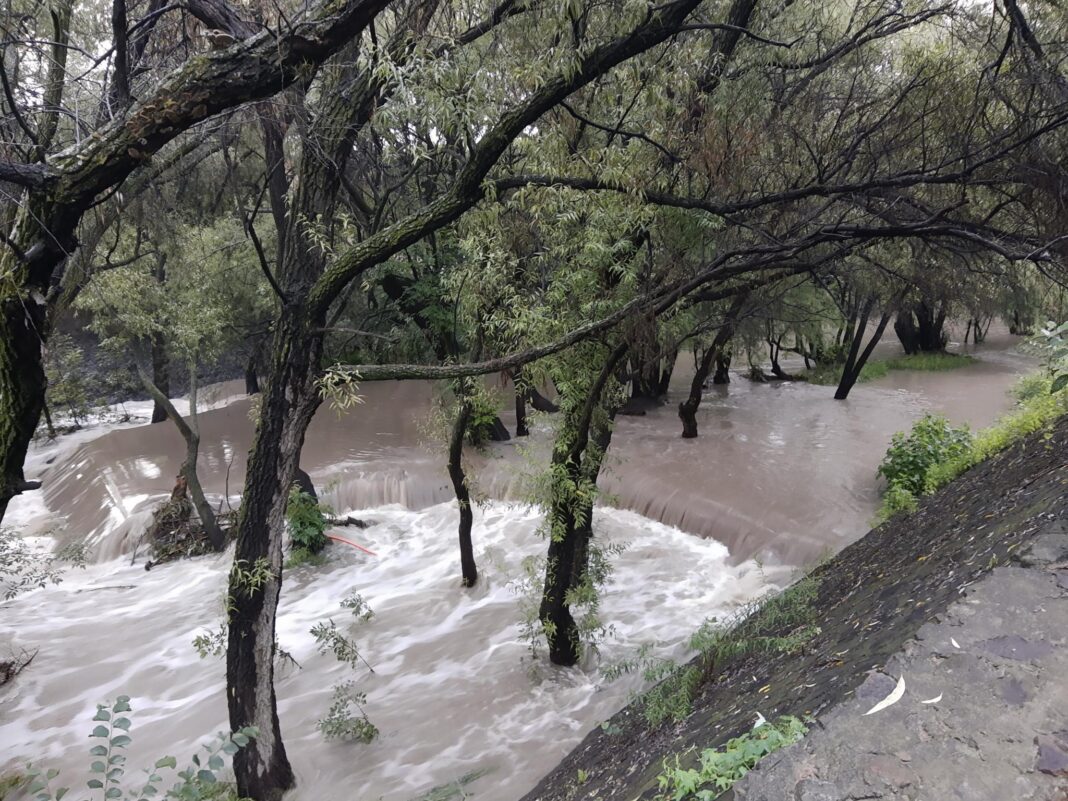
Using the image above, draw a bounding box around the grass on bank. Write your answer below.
[876,373,1068,522]
[805,351,975,386]
[604,575,821,728]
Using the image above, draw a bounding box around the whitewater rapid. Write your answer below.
[0,501,782,800]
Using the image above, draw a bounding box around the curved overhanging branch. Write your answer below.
[307,0,708,318]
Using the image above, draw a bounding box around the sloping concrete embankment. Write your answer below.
[522,416,1068,801]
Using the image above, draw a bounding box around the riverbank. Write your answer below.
[521,413,1068,801]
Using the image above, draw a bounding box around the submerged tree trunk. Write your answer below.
[539,344,627,667]
[150,254,171,423]
[447,391,477,586]
[678,294,747,438]
[136,362,225,550]
[0,293,49,524]
[834,294,899,400]
[894,299,947,354]
[227,310,323,801]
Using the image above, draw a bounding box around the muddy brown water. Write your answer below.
[37,324,1031,566]
[0,324,1033,801]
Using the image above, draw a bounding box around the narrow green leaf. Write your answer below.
[154,757,177,770]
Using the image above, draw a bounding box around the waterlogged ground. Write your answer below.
[0,325,1036,800]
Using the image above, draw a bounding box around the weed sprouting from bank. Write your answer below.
[605,576,821,726]
[653,715,808,799]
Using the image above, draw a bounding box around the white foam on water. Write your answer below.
[0,501,783,801]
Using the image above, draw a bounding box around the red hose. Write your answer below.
[327,532,378,556]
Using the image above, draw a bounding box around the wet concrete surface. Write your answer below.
[731,525,1068,801]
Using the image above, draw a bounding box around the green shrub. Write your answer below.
[924,382,1068,493]
[285,486,328,556]
[465,392,502,447]
[1011,372,1053,404]
[877,413,972,496]
[655,716,808,800]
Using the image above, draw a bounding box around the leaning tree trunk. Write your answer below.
[679,344,718,439]
[136,362,225,550]
[834,293,900,400]
[677,294,747,438]
[227,309,323,801]
[447,391,477,586]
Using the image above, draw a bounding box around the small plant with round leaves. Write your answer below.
[23,697,257,801]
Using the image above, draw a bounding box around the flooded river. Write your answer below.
[0,324,1032,800]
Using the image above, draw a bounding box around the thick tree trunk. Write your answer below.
[679,344,719,439]
[447,395,477,586]
[150,332,170,423]
[227,310,322,801]
[539,344,627,667]
[713,351,732,384]
[894,300,947,354]
[0,294,48,524]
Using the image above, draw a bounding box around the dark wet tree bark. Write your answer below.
[539,344,627,666]
[150,333,171,423]
[150,254,171,423]
[514,375,530,437]
[678,294,748,438]
[833,292,901,400]
[245,353,261,396]
[894,299,948,354]
[447,389,477,586]
[713,351,732,384]
[227,310,322,801]
[0,295,48,522]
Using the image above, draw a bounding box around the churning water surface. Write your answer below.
[0,325,1032,800]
